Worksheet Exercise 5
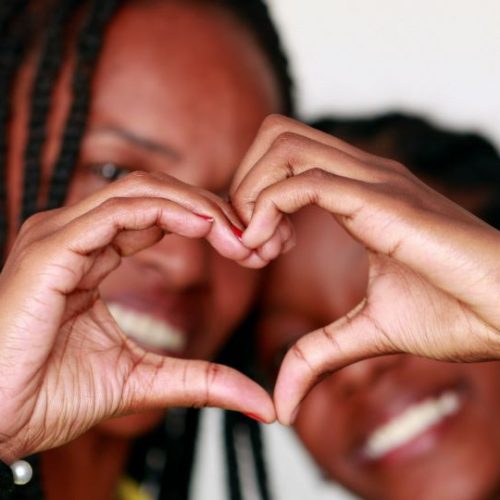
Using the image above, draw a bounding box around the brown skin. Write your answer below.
[230,116,500,427]
[257,177,500,497]
[5,2,280,498]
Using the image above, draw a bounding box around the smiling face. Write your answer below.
[258,208,500,499]
[68,1,281,363]
[8,1,280,434]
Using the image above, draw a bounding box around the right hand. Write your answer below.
[230,115,500,425]
[0,171,275,462]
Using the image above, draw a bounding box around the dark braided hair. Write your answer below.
[45,0,120,210]
[223,411,272,500]
[20,0,83,220]
[312,112,500,228]
[218,0,294,117]
[0,0,32,263]
[0,0,31,37]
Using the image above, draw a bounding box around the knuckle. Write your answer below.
[260,113,291,136]
[290,340,315,374]
[302,167,331,185]
[205,362,221,386]
[272,131,303,154]
[200,362,222,408]
[119,169,150,185]
[18,211,49,236]
[99,196,126,211]
[385,158,409,174]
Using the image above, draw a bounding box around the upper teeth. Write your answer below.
[364,390,461,460]
[108,302,186,353]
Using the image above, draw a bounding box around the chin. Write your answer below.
[97,409,166,438]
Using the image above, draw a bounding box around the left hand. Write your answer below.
[231,115,500,425]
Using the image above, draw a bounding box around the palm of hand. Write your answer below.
[362,252,493,362]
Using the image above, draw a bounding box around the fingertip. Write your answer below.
[257,233,282,261]
[282,234,296,254]
[228,196,254,227]
[241,224,267,249]
[237,251,269,269]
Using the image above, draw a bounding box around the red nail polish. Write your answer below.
[231,225,243,240]
[194,212,214,222]
[243,412,267,423]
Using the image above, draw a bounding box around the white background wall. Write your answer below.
[266,0,500,148]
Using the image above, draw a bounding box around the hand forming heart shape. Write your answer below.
[230,115,500,425]
[0,170,287,463]
[1,116,499,462]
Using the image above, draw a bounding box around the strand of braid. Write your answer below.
[45,0,120,211]
[223,0,294,116]
[223,411,273,500]
[0,0,31,264]
[20,0,83,221]
[224,410,244,500]
[248,417,272,500]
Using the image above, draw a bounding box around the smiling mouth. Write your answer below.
[362,389,462,461]
[108,302,186,354]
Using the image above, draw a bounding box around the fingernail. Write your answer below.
[231,225,243,240]
[243,412,267,423]
[194,212,214,222]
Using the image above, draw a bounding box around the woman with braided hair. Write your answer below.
[0,0,293,498]
[255,114,500,500]
[2,1,500,499]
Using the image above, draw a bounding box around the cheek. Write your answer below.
[294,381,346,474]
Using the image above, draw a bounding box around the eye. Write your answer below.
[90,162,132,182]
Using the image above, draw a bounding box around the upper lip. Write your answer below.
[104,290,202,340]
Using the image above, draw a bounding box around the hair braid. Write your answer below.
[224,410,243,500]
[248,418,272,500]
[45,0,120,210]
[20,0,82,222]
[223,411,273,500]
[0,0,32,264]
[0,0,30,39]
[219,307,273,500]
[158,407,201,500]
[222,0,294,116]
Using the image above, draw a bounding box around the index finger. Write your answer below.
[229,114,373,198]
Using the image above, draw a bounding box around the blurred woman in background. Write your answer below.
[256,113,500,500]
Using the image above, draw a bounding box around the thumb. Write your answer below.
[119,354,276,423]
[273,299,395,425]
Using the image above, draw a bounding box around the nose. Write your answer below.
[333,355,404,400]
[133,233,208,290]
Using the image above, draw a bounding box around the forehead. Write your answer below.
[85,1,280,187]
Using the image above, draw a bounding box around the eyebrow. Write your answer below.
[90,125,181,161]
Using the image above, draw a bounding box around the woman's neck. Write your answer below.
[41,429,130,500]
